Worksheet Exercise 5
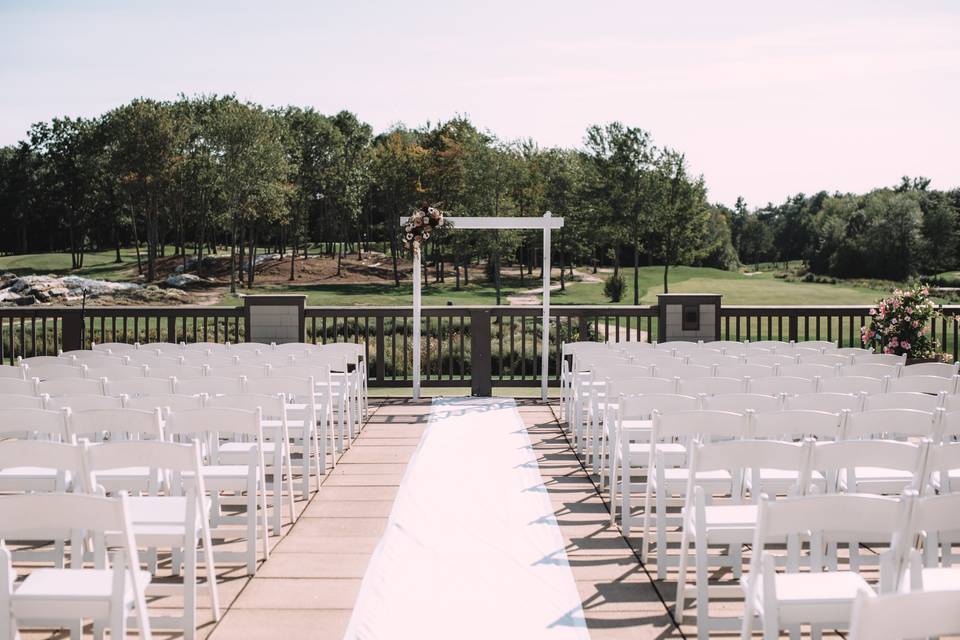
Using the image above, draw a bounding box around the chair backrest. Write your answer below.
[0,364,25,379]
[855,353,906,366]
[656,340,702,353]
[124,351,176,364]
[68,407,164,440]
[236,353,296,368]
[173,376,245,396]
[612,341,654,355]
[20,355,74,367]
[618,393,699,420]
[742,353,797,367]
[842,363,900,379]
[836,347,873,358]
[206,364,271,379]
[123,393,205,414]
[603,376,675,398]
[911,492,960,562]
[103,376,174,397]
[593,364,653,381]
[92,342,138,353]
[902,361,959,378]
[779,363,837,380]
[85,440,205,494]
[748,375,816,396]
[45,394,124,413]
[3,393,43,408]
[226,341,273,353]
[756,493,906,541]
[165,406,262,439]
[0,491,135,544]
[270,365,332,390]
[23,363,87,380]
[689,438,810,498]
[0,439,86,490]
[651,363,713,380]
[316,342,363,364]
[749,340,793,351]
[819,375,885,395]
[926,442,960,492]
[751,409,842,440]
[651,409,747,440]
[849,590,960,640]
[677,377,745,397]
[863,391,942,412]
[183,341,228,352]
[140,341,182,353]
[575,353,631,372]
[273,341,320,353]
[845,408,937,439]
[715,363,775,379]
[84,364,147,380]
[622,353,681,368]
[784,391,861,413]
[702,392,780,413]
[562,341,609,357]
[801,340,839,351]
[68,353,129,368]
[799,353,852,367]
[179,354,238,368]
[0,407,69,439]
[244,376,316,405]
[0,377,38,395]
[703,340,747,355]
[38,377,103,396]
[684,351,739,367]
[809,439,926,488]
[887,374,956,394]
[205,393,286,419]
[144,362,207,380]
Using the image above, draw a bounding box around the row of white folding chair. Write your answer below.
[741,490,960,640]
[0,405,271,579]
[0,492,152,639]
[0,434,220,638]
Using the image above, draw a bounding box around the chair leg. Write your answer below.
[656,488,668,580]
[110,601,126,640]
[246,490,258,576]
[695,536,710,640]
[184,538,197,640]
[674,522,691,624]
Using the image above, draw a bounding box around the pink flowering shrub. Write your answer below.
[862,284,940,358]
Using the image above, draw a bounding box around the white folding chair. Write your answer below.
[715,363,775,379]
[0,378,38,396]
[560,341,610,421]
[205,393,296,536]
[675,438,811,636]
[685,351,739,367]
[703,340,747,355]
[926,441,960,493]
[902,361,959,378]
[748,375,816,396]
[784,391,862,414]
[779,363,837,380]
[819,375,885,395]
[641,409,747,577]
[225,342,272,354]
[749,340,794,352]
[742,353,796,367]
[609,393,699,527]
[836,347,873,358]
[85,364,147,380]
[1,394,43,408]
[678,377,745,397]
[854,353,906,366]
[85,440,220,639]
[651,364,713,380]
[144,362,207,380]
[800,353,853,367]
[0,365,25,379]
[92,342,139,353]
[702,392,781,414]
[658,341,702,353]
[864,391,943,412]
[206,364,270,379]
[0,493,152,640]
[38,377,103,396]
[809,439,927,509]
[165,408,269,576]
[741,494,911,639]
[587,366,655,472]
[104,377,175,397]
[802,340,840,351]
[887,374,958,394]
[0,407,69,443]
[845,407,939,441]
[904,492,960,595]
[45,394,124,413]
[849,589,960,640]
[174,376,245,397]
[842,363,901,379]
[67,353,130,368]
[22,363,87,380]
[182,342,229,353]
[19,355,74,367]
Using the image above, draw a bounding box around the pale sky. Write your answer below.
[1,0,957,207]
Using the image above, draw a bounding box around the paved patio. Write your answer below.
[200,398,682,640]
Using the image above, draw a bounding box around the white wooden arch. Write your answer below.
[399,212,564,400]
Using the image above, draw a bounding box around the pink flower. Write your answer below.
[901,341,911,350]
[890,337,899,347]
[869,308,876,316]
[922,287,930,296]
[912,320,919,328]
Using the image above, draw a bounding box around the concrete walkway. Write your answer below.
[203,399,681,640]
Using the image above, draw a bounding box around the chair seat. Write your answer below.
[620,419,652,435]
[768,572,873,625]
[746,469,824,495]
[0,467,63,491]
[918,566,960,591]
[690,504,758,544]
[659,468,731,490]
[840,467,915,493]
[12,568,151,619]
[219,442,276,455]
[627,442,685,465]
[93,467,157,491]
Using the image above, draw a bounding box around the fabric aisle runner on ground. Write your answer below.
[344,396,589,640]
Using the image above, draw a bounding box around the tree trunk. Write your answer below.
[389,228,400,288]
[493,252,502,306]
[289,230,297,281]
[633,243,640,305]
[336,240,343,276]
[131,208,142,275]
[247,226,256,288]
[663,263,669,294]
[229,215,237,294]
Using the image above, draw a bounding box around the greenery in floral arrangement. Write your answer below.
[862,283,940,358]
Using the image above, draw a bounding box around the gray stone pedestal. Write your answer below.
[657,293,722,343]
[242,295,306,344]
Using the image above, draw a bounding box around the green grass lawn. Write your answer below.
[0,248,144,281]
[551,266,883,306]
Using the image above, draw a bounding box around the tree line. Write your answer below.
[0,95,956,302]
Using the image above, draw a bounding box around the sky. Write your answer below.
[1,0,957,208]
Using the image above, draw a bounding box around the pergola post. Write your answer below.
[412,250,421,400]
[541,212,552,401]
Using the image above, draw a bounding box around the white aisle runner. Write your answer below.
[344,397,589,640]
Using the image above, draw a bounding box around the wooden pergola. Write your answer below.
[399,212,565,400]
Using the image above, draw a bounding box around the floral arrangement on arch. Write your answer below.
[862,283,940,358]
[403,205,447,256]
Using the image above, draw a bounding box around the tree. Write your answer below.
[739,216,775,268]
[647,151,711,293]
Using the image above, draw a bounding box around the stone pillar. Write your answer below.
[657,293,722,343]
[242,295,306,344]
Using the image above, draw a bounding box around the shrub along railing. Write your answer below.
[2,304,958,394]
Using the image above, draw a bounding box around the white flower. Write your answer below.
[405,233,413,240]
[423,231,430,240]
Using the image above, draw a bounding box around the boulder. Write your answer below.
[13,294,35,306]
[165,273,205,289]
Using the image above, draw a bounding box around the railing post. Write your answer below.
[375,316,385,384]
[167,315,177,343]
[61,309,84,352]
[788,315,799,343]
[470,309,492,397]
